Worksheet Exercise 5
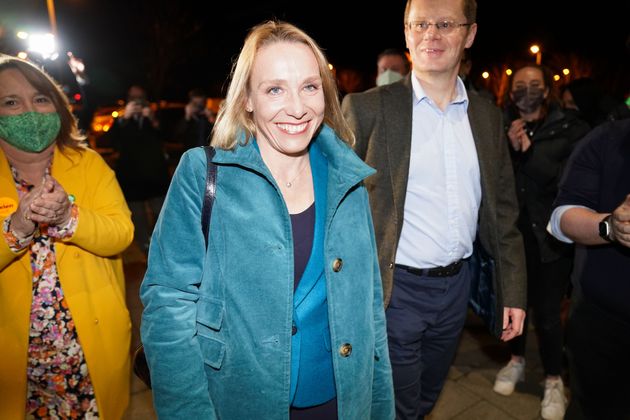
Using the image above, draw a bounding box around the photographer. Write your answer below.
[121,87,159,130]
[174,88,215,152]
[104,84,170,254]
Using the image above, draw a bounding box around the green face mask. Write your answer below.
[0,112,61,153]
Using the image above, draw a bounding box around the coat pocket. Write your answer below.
[197,333,226,369]
[196,296,224,331]
[196,297,226,369]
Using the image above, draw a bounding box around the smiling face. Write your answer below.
[246,41,325,158]
[405,0,477,78]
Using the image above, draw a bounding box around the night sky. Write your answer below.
[2,0,629,105]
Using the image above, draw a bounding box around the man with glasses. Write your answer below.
[342,0,527,418]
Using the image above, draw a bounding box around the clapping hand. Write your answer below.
[507,119,532,152]
[27,175,72,227]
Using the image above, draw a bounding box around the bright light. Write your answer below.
[481,71,490,79]
[328,63,334,71]
[27,33,58,60]
[553,75,561,81]
[506,69,512,76]
[112,111,119,118]
[16,31,29,40]
[562,68,570,76]
[17,52,28,59]
[529,44,542,65]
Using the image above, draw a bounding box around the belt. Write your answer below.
[396,259,466,278]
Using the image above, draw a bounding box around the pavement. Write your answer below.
[121,243,556,420]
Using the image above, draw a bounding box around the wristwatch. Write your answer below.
[598,214,613,242]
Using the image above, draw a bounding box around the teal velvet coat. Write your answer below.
[140,125,394,419]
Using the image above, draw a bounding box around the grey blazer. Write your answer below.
[342,76,526,316]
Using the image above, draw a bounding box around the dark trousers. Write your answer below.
[508,254,572,375]
[386,262,471,420]
[565,293,630,420]
[290,398,337,420]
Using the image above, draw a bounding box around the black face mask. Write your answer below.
[512,86,545,114]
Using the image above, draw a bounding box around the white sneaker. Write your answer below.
[541,378,567,420]
[493,359,525,396]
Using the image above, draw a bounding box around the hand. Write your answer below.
[124,101,143,119]
[201,108,213,120]
[610,194,630,248]
[9,183,48,238]
[28,175,73,227]
[141,105,153,119]
[184,103,198,120]
[507,119,532,152]
[141,106,160,129]
[500,307,526,342]
[67,52,88,85]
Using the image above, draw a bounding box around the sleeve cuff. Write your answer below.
[47,204,79,239]
[3,216,34,252]
[547,205,591,243]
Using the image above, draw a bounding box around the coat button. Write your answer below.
[339,343,352,357]
[332,258,343,272]
[94,318,99,324]
[292,325,297,335]
[388,262,394,269]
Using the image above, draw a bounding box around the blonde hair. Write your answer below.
[211,20,354,150]
[0,54,86,152]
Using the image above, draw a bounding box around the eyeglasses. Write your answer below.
[407,21,472,34]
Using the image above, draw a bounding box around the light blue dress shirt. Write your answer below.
[395,74,481,269]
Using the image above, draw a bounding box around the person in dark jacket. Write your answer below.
[342,1,527,418]
[493,64,590,420]
[548,118,630,420]
[105,85,170,253]
[173,88,215,152]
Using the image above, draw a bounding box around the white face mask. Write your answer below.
[376,69,404,86]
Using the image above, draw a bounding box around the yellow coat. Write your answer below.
[0,146,134,419]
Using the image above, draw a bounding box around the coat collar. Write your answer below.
[211,124,375,192]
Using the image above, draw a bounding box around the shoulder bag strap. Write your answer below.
[202,146,217,249]
[132,146,218,390]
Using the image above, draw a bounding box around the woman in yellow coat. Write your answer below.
[0,55,134,419]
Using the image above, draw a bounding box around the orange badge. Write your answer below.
[0,197,17,217]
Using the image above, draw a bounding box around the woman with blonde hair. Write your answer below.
[140,21,394,419]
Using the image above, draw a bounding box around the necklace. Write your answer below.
[282,159,309,188]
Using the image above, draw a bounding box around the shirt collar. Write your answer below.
[410,71,470,110]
